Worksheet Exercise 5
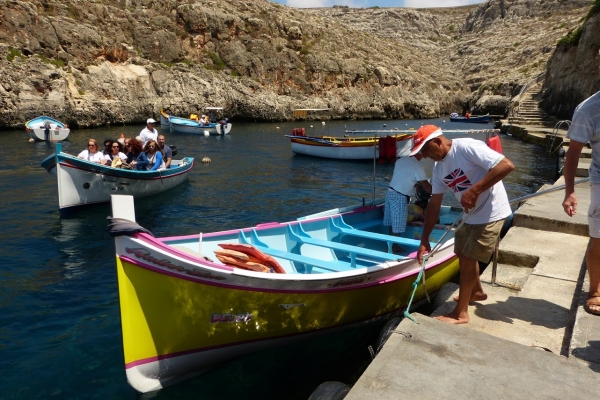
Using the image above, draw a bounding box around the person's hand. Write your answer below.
[562,192,578,217]
[416,242,431,265]
[460,188,479,213]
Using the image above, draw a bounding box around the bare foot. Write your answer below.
[453,292,488,303]
[434,313,469,324]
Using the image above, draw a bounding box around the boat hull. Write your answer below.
[159,110,171,132]
[169,116,232,135]
[111,196,460,392]
[25,116,70,141]
[449,115,490,123]
[290,136,412,160]
[45,144,194,215]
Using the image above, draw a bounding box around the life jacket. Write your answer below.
[217,243,286,273]
[378,136,396,164]
[190,114,199,121]
[487,135,503,154]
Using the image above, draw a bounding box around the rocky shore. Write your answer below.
[0,0,596,128]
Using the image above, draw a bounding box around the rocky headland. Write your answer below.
[0,0,597,128]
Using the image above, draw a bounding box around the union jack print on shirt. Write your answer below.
[443,168,472,193]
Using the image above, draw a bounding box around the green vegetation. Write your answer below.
[558,0,600,50]
[78,89,85,95]
[37,54,64,67]
[556,26,583,49]
[206,52,226,70]
[7,47,24,62]
[448,25,455,32]
[586,0,600,20]
[276,45,284,52]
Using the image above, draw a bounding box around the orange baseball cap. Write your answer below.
[409,125,443,156]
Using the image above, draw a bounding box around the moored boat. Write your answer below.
[169,107,232,135]
[109,194,460,393]
[287,128,501,160]
[449,113,491,123]
[288,131,414,160]
[41,143,194,216]
[159,109,171,131]
[25,116,70,141]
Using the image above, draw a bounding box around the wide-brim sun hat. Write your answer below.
[409,125,443,156]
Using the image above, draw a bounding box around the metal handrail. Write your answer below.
[547,120,571,155]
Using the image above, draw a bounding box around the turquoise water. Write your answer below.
[0,118,558,399]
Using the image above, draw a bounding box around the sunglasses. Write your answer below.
[148,145,156,149]
[112,145,120,148]
[88,144,95,147]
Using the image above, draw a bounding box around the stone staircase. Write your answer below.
[509,81,558,127]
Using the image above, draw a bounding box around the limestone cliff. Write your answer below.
[0,0,592,127]
[540,4,600,118]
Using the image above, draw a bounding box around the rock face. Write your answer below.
[541,9,600,118]
[0,0,593,127]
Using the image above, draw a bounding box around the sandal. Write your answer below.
[584,292,600,316]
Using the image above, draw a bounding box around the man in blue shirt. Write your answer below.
[157,134,172,168]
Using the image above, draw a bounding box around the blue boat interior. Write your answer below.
[164,205,461,275]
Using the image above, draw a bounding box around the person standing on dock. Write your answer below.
[383,153,431,253]
[562,91,600,316]
[411,125,515,324]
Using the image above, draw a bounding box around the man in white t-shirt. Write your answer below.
[384,153,431,251]
[139,118,158,146]
[410,125,515,324]
[562,91,600,316]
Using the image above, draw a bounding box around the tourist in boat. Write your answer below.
[383,152,431,253]
[561,90,600,316]
[77,139,106,164]
[144,139,165,171]
[102,138,113,156]
[104,140,128,168]
[157,134,172,168]
[410,125,514,325]
[127,139,149,171]
[139,118,158,146]
[464,111,471,118]
[200,115,209,126]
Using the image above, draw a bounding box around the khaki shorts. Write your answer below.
[454,219,505,263]
[589,183,600,239]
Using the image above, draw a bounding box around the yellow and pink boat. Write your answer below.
[109,195,460,393]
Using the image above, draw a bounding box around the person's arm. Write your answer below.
[417,179,432,193]
[417,193,443,265]
[460,157,515,213]
[149,152,163,171]
[562,140,585,216]
[136,153,149,170]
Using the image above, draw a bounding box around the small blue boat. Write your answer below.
[25,115,70,141]
[41,143,194,216]
[449,113,491,123]
[168,107,232,135]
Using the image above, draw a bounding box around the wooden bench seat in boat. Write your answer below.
[288,225,402,268]
[237,230,353,274]
[329,217,428,253]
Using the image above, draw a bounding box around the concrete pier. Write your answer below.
[345,124,599,399]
